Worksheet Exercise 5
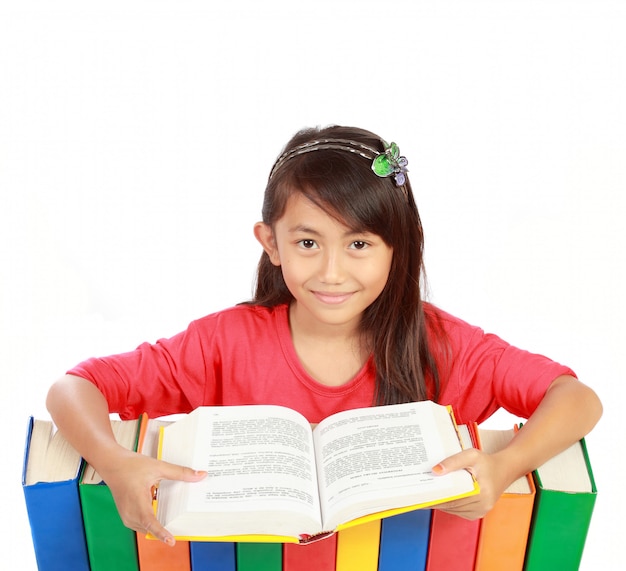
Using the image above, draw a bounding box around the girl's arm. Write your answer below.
[46,374,206,545]
[433,375,602,519]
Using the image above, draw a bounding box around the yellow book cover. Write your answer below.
[336,520,381,571]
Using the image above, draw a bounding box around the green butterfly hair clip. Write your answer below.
[371,141,409,186]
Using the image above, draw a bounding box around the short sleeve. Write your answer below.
[67,320,216,420]
[432,308,576,424]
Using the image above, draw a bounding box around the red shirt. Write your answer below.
[68,303,574,425]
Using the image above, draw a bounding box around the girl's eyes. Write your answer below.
[349,240,369,250]
[296,239,370,250]
[298,239,318,249]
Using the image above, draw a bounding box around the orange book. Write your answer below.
[135,536,190,571]
[335,520,381,571]
[136,413,191,571]
[473,426,536,571]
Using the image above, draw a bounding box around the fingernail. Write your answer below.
[164,536,175,546]
[432,463,445,475]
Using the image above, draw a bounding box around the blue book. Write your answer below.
[378,510,432,571]
[22,417,90,571]
[189,542,236,570]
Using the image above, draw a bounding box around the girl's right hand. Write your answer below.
[98,449,207,545]
[46,376,208,544]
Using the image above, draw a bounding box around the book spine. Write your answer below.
[335,520,381,571]
[23,479,91,571]
[378,510,431,571]
[523,487,596,570]
[236,542,282,571]
[79,482,139,571]
[283,534,338,571]
[189,542,237,571]
[474,492,535,571]
[425,510,480,571]
[136,535,191,570]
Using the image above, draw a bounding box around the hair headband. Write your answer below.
[269,138,409,187]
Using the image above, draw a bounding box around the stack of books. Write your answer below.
[22,403,596,571]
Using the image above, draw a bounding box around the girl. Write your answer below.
[46,125,602,546]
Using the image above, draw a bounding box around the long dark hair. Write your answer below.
[252,125,443,405]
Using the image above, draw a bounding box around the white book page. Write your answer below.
[157,405,322,535]
[536,440,592,493]
[457,424,473,450]
[313,401,475,530]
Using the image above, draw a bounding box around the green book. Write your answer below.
[236,542,282,571]
[79,418,141,571]
[523,437,597,570]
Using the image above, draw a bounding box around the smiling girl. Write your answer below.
[46,125,602,544]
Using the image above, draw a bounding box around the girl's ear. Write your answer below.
[254,222,281,266]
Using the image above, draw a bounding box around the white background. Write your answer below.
[1,1,624,568]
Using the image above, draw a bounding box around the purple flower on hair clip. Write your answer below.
[371,141,409,186]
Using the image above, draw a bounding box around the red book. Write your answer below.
[283,534,337,571]
[425,423,480,571]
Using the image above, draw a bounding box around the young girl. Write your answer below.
[46,125,602,546]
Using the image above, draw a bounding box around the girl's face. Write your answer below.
[255,193,393,335]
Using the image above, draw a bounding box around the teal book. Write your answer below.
[22,417,90,571]
[523,438,597,570]
[79,418,140,571]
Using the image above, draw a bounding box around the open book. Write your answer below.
[154,401,479,543]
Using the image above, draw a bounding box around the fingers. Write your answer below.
[116,486,176,546]
[432,449,477,475]
[158,461,208,483]
[107,456,206,547]
[141,515,176,546]
[143,462,206,545]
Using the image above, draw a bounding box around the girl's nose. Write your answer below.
[319,250,345,284]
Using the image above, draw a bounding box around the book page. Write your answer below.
[536,440,592,493]
[25,420,84,485]
[457,424,474,450]
[157,405,323,537]
[312,401,476,530]
[25,420,53,485]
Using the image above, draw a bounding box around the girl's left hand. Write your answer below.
[431,448,510,520]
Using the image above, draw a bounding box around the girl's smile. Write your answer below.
[311,290,354,305]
